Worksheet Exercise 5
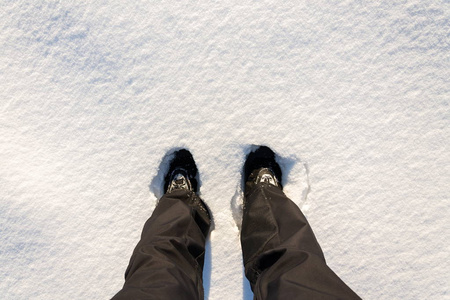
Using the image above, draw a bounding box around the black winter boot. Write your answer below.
[244,146,282,192]
[164,149,199,194]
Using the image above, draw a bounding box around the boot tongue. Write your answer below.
[247,168,280,189]
[173,173,185,182]
[167,171,192,192]
[260,173,278,186]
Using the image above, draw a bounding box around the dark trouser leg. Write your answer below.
[112,190,211,300]
[241,183,361,300]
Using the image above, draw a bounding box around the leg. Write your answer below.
[112,190,210,300]
[241,146,360,300]
[112,149,210,300]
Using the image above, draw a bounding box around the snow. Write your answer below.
[1,1,449,299]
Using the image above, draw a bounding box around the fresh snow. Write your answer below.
[1,1,449,299]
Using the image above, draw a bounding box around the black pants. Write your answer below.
[112,183,360,299]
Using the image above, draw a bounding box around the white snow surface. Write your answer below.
[1,1,449,299]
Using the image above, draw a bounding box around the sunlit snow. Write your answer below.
[1,1,448,299]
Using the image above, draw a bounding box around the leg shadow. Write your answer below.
[243,268,254,300]
[203,239,212,299]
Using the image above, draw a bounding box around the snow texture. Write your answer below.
[1,1,449,299]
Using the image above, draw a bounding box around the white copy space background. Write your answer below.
[1,1,448,299]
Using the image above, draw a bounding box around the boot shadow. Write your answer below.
[243,270,254,300]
